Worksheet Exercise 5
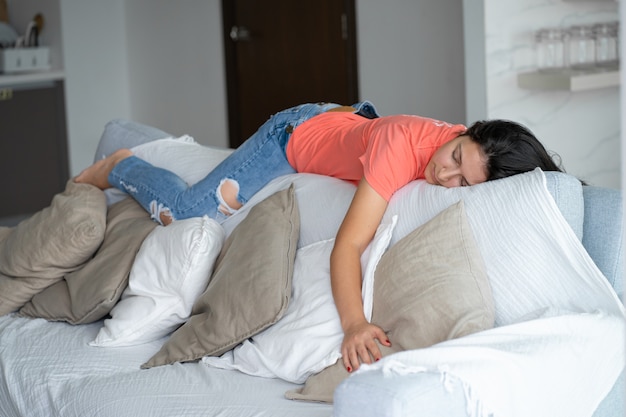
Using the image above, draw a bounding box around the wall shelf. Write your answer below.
[517,68,620,91]
[0,70,65,88]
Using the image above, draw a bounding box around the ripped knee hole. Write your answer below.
[217,179,243,216]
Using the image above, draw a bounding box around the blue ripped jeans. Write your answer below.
[108,101,379,224]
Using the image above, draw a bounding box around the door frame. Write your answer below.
[221,0,359,148]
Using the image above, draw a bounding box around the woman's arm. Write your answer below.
[331,178,392,372]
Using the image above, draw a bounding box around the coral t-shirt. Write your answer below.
[286,112,466,201]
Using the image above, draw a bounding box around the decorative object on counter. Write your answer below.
[14,13,43,48]
[0,21,17,48]
[0,13,49,73]
[534,22,620,72]
[593,21,619,69]
[567,25,596,70]
[535,28,566,72]
[0,47,49,73]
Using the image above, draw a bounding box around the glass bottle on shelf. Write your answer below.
[535,28,566,72]
[567,25,596,71]
[593,22,619,70]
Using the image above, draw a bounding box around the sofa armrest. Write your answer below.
[582,186,623,299]
[335,367,624,417]
[334,370,469,417]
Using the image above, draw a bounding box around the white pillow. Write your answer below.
[221,173,356,247]
[202,217,397,383]
[381,168,620,326]
[105,136,234,206]
[91,215,225,347]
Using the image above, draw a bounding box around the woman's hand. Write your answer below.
[330,178,390,372]
[341,320,391,372]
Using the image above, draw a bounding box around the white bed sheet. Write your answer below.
[0,315,332,417]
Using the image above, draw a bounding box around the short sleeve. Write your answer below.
[360,122,421,201]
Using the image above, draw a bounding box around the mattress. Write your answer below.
[0,314,332,417]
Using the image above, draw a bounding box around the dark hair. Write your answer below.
[463,119,564,181]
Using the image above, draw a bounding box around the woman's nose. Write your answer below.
[438,167,461,186]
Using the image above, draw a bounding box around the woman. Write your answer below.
[76,101,563,372]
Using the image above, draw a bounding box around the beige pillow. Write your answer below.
[0,181,107,315]
[19,197,157,324]
[143,185,300,368]
[286,342,400,403]
[286,200,495,402]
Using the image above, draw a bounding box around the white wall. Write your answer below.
[59,0,130,172]
[124,0,228,149]
[59,0,228,175]
[356,0,466,123]
[465,0,621,188]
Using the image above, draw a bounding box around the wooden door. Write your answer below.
[222,0,358,148]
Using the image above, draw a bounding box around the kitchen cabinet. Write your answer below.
[0,76,69,224]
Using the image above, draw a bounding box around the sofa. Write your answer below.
[0,119,622,417]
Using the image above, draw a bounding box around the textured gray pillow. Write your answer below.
[94,118,170,161]
[286,201,495,403]
[0,181,107,315]
[143,185,300,368]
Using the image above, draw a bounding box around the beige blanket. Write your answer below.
[0,181,155,324]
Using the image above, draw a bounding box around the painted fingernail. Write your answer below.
[347,366,352,373]
[386,339,391,344]
[376,357,381,362]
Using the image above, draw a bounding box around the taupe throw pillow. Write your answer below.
[143,185,300,368]
[19,197,156,324]
[373,200,495,350]
[286,200,495,402]
[0,181,107,315]
[286,342,400,403]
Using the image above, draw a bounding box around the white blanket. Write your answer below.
[348,169,625,417]
[353,311,623,417]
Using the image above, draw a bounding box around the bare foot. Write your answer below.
[74,149,133,190]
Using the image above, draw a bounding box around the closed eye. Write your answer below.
[456,144,470,186]
[453,146,461,165]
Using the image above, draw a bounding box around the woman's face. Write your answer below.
[424,135,488,188]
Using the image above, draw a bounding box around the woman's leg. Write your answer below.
[108,128,295,224]
[104,103,340,224]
